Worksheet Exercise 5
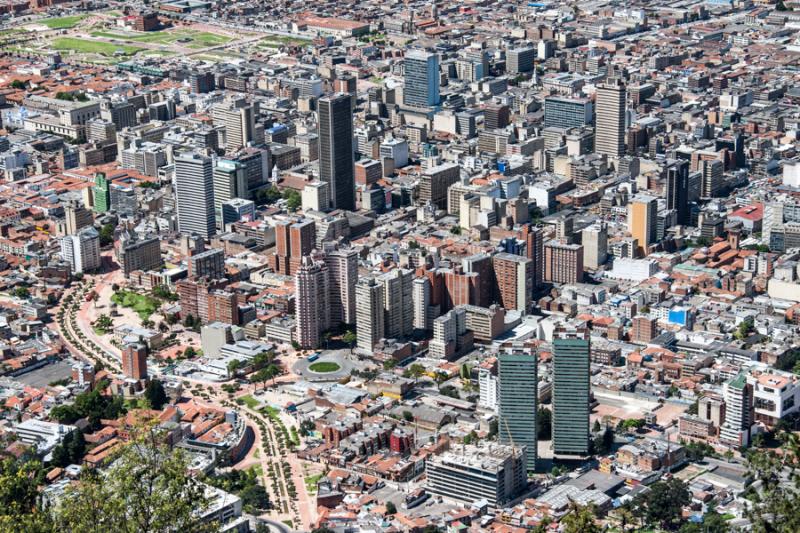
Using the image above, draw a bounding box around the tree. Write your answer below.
[0,457,52,531]
[239,484,269,513]
[98,223,115,246]
[406,363,426,382]
[342,330,357,350]
[10,79,26,90]
[227,360,242,378]
[537,406,552,440]
[735,316,755,340]
[745,432,800,532]
[385,501,397,515]
[55,425,215,532]
[183,314,196,328]
[183,346,197,359]
[14,286,30,299]
[144,380,168,410]
[561,501,601,533]
[141,318,155,329]
[283,189,301,211]
[777,0,789,11]
[633,477,691,531]
[383,359,398,370]
[165,313,179,326]
[402,410,414,422]
[463,431,478,445]
[449,225,462,235]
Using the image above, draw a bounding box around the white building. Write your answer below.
[60,226,101,273]
[478,367,498,412]
[14,419,77,454]
[606,258,657,282]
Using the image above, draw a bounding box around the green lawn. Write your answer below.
[110,290,160,320]
[52,37,143,57]
[90,29,231,49]
[40,15,88,30]
[240,395,260,409]
[308,361,341,373]
[304,473,323,494]
[258,35,310,48]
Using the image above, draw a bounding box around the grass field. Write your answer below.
[91,29,232,49]
[240,395,260,409]
[258,35,310,48]
[52,37,143,57]
[110,290,160,320]
[308,362,341,373]
[40,15,88,30]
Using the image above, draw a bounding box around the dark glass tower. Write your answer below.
[318,94,355,211]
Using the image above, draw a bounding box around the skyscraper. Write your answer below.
[403,50,440,107]
[93,172,111,213]
[498,343,538,472]
[666,160,690,226]
[212,98,258,151]
[524,225,545,290]
[213,159,248,229]
[318,94,355,211]
[582,223,608,270]
[628,194,658,257]
[720,372,753,448]
[295,255,330,349]
[380,268,414,339]
[701,159,723,199]
[175,152,216,239]
[272,219,316,276]
[412,276,432,330]
[544,241,584,284]
[324,247,358,326]
[595,79,626,158]
[552,330,590,457]
[492,253,533,313]
[355,277,385,351]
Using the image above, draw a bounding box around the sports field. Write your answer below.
[52,37,143,57]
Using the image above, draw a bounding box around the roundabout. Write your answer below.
[292,350,353,382]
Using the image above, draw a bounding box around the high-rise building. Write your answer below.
[628,194,658,257]
[318,94,355,211]
[666,160,690,226]
[213,159,248,229]
[117,235,162,278]
[175,152,216,239]
[93,172,111,213]
[544,96,594,130]
[403,50,440,107]
[498,343,538,472]
[419,163,460,209]
[324,247,358,326]
[552,329,590,457]
[631,315,658,343]
[272,219,316,276]
[64,202,93,236]
[221,198,256,229]
[720,372,753,448]
[355,277,384,351]
[212,98,258,151]
[295,255,330,349]
[507,47,536,74]
[523,225,545,289]
[595,79,626,158]
[492,253,533,313]
[189,248,225,279]
[190,71,215,94]
[380,268,414,339]
[581,223,608,270]
[122,342,148,381]
[484,104,511,130]
[544,241,584,284]
[61,227,101,274]
[412,276,432,330]
[429,307,472,359]
[425,443,527,509]
[701,159,724,199]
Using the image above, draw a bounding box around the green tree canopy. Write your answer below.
[633,477,691,531]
